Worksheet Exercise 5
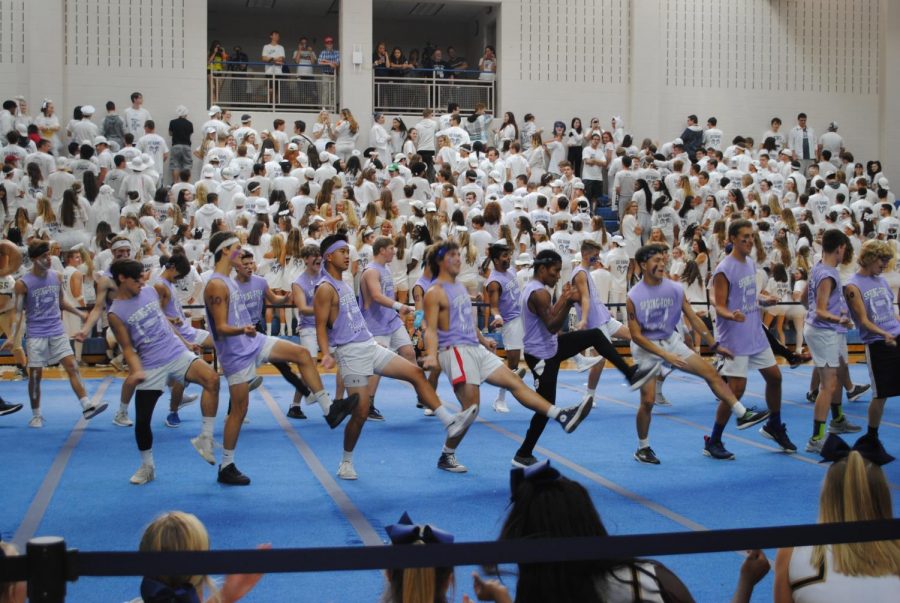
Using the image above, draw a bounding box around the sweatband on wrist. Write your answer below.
[392,301,403,312]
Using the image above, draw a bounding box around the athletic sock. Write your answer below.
[830,404,843,420]
[79,396,91,409]
[118,403,129,415]
[342,450,353,463]
[730,402,748,417]
[434,406,453,427]
[140,449,154,466]
[812,420,826,440]
[221,449,235,468]
[33,407,41,417]
[201,416,215,438]
[767,411,781,427]
[710,422,726,443]
[867,425,879,437]
[638,438,650,449]
[312,390,332,414]
[546,406,560,419]
[441,445,456,455]
[496,388,506,401]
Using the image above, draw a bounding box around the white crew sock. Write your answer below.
[496,388,507,401]
[140,449,154,466]
[118,403,129,415]
[312,390,332,414]
[79,396,91,409]
[638,438,650,449]
[201,416,215,437]
[221,448,235,468]
[546,406,560,419]
[342,450,353,463]
[434,406,453,426]
[731,402,748,417]
[33,407,41,417]
[441,445,456,455]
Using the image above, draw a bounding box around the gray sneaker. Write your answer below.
[654,390,672,407]
[129,464,156,485]
[191,434,216,465]
[437,452,467,473]
[805,436,825,453]
[829,415,862,434]
[446,404,479,438]
[511,454,538,468]
[847,384,871,402]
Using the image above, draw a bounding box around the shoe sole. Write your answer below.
[447,405,479,439]
[217,477,251,486]
[191,438,216,465]
[736,411,770,430]
[510,458,537,468]
[563,396,593,433]
[828,424,862,434]
[702,449,736,460]
[758,426,797,453]
[82,403,109,420]
[629,362,662,391]
[286,411,307,420]
[165,421,180,428]
[0,405,23,416]
[654,398,671,407]
[113,416,133,427]
[805,443,824,453]
[492,402,510,413]
[633,453,660,465]
[437,464,468,473]
[129,473,155,485]
[248,376,263,391]
[366,415,385,422]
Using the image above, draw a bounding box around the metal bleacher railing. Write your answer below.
[209,62,338,113]
[373,69,495,114]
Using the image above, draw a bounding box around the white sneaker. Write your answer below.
[177,393,199,409]
[29,415,44,428]
[654,391,672,407]
[572,354,603,372]
[112,411,133,427]
[423,407,435,416]
[191,434,216,465]
[129,464,155,485]
[110,355,126,372]
[82,402,109,420]
[337,460,358,480]
[492,397,510,413]
[447,404,479,438]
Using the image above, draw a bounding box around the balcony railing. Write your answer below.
[208,62,337,112]
[374,69,495,114]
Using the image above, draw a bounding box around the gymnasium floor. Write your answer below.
[1,363,897,602]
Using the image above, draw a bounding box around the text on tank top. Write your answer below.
[109,286,183,370]
[22,270,66,338]
[521,279,558,359]
[316,271,372,347]
[806,262,848,332]
[712,255,769,355]
[627,278,684,340]
[485,267,522,321]
[846,273,900,344]
[204,273,265,376]
[435,280,478,347]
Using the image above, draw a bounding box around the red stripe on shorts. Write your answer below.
[451,346,467,386]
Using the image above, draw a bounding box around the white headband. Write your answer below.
[213,236,240,255]
[111,239,133,251]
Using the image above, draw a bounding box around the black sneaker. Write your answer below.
[511,454,538,468]
[806,389,818,404]
[515,368,527,379]
[556,396,593,433]
[217,463,251,486]
[0,399,23,417]
[416,400,425,409]
[759,422,797,453]
[703,436,736,460]
[325,394,360,429]
[735,407,770,430]
[634,446,661,465]
[287,406,307,420]
[847,384,871,402]
[627,362,661,391]
[367,406,385,422]
[787,352,803,369]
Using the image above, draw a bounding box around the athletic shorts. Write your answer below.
[139,350,198,392]
[599,317,625,342]
[438,344,504,387]
[865,340,900,399]
[27,334,73,368]
[169,144,193,171]
[334,338,397,388]
[374,325,413,353]
[500,316,524,351]
[630,331,694,371]
[190,329,210,346]
[106,327,119,349]
[719,347,777,379]
[225,335,279,386]
[804,325,848,368]
[299,326,319,357]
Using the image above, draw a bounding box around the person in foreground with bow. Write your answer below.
[382,512,455,603]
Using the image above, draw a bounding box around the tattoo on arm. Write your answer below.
[628,311,637,323]
[210,296,224,306]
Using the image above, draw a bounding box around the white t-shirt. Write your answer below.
[124,107,152,139]
[262,43,286,75]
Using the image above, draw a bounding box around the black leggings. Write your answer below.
[135,389,163,451]
[518,328,632,457]
[763,325,793,360]
[272,362,311,397]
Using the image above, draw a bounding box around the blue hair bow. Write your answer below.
[385,512,454,545]
[819,433,895,466]
[140,577,201,603]
[510,459,561,501]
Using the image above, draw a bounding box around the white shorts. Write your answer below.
[334,338,397,387]
[374,325,413,353]
[191,329,210,346]
[500,316,524,351]
[438,344,504,387]
[26,334,73,368]
[599,317,625,341]
[225,335,280,386]
[139,350,198,392]
[299,326,319,357]
[105,327,119,349]
[804,325,848,368]
[719,347,777,379]
[630,331,694,371]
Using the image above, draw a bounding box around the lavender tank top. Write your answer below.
[293,270,321,329]
[109,286,182,370]
[435,280,478,347]
[205,273,265,376]
[360,262,401,336]
[236,275,267,325]
[806,262,848,333]
[712,255,768,355]
[158,278,198,342]
[22,271,65,338]
[627,278,684,340]
[847,273,900,344]
[317,271,372,347]
[570,265,611,329]
[521,279,558,359]
[413,274,434,299]
[485,268,522,322]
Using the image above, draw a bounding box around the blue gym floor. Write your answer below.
[2,364,897,602]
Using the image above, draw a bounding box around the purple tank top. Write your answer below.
[109,286,183,370]
[712,255,768,355]
[435,280,478,347]
[317,271,372,347]
[521,279,558,359]
[22,271,65,338]
[806,262,848,332]
[293,270,321,329]
[627,278,684,340]
[236,275,267,324]
[158,278,198,342]
[485,268,522,322]
[570,265,611,329]
[360,261,401,336]
[413,274,434,299]
[847,273,900,344]
[205,273,265,376]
